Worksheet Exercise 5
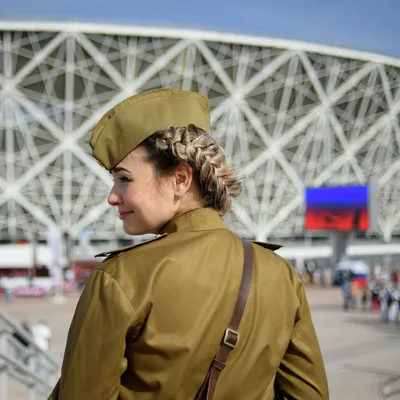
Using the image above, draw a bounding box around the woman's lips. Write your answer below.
[119,211,133,220]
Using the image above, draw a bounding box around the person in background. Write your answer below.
[370,280,381,311]
[31,319,52,352]
[388,285,400,325]
[391,269,399,287]
[305,260,316,284]
[361,286,369,311]
[342,273,353,310]
[31,319,52,377]
[379,287,390,323]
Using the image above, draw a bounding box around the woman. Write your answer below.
[49,89,329,399]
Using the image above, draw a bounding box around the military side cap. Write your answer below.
[90,88,211,170]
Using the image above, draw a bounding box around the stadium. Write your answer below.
[0,21,399,245]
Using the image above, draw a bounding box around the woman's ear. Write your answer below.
[174,163,193,196]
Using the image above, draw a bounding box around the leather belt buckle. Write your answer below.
[223,328,239,349]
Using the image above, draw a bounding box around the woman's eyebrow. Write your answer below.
[112,167,131,174]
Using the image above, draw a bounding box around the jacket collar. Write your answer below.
[160,208,226,234]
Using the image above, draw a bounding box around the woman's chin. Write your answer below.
[122,223,151,236]
[123,226,141,236]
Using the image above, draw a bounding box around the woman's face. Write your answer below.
[108,146,178,235]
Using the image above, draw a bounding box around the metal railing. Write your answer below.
[0,310,60,400]
[379,376,400,399]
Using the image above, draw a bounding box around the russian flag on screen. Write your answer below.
[304,186,370,231]
[352,274,368,287]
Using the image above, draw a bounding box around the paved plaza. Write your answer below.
[2,286,399,400]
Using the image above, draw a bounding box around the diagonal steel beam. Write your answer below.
[70,200,110,235]
[240,101,304,193]
[210,50,295,124]
[14,91,65,141]
[74,32,126,89]
[0,32,68,97]
[241,62,378,178]
[11,192,56,228]
[380,157,400,185]
[315,104,400,186]
[194,40,237,94]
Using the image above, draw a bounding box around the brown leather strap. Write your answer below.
[195,239,253,400]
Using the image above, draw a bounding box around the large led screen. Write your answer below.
[304,186,371,231]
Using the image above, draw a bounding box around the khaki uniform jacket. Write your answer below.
[48,208,329,400]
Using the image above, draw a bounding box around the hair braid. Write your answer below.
[142,124,241,215]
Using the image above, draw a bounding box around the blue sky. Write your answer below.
[2,0,399,58]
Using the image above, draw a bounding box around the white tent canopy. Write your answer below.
[337,260,369,275]
[0,244,53,269]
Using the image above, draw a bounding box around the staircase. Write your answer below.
[0,310,60,400]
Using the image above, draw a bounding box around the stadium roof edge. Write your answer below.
[1,20,400,68]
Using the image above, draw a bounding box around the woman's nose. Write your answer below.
[108,187,122,206]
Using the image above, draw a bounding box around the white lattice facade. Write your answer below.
[0,22,399,242]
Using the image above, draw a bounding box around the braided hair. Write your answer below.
[141,124,241,215]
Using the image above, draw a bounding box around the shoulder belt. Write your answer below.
[94,233,168,258]
[195,239,282,399]
[195,239,253,400]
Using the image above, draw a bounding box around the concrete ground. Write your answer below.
[1,287,399,400]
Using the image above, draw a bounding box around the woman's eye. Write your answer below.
[119,177,131,183]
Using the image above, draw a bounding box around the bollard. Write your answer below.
[5,288,13,304]
[0,332,8,400]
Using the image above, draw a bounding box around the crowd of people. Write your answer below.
[341,267,400,325]
[295,259,400,325]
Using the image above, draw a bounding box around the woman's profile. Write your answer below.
[48,88,329,400]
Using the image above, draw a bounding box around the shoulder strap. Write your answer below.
[94,233,168,258]
[195,239,253,400]
[253,241,282,251]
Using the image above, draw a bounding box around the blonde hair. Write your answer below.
[142,124,241,215]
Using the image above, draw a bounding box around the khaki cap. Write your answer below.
[90,88,211,170]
